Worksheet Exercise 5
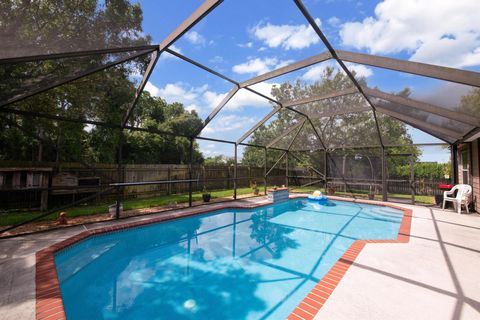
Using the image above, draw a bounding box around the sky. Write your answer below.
[133,0,480,163]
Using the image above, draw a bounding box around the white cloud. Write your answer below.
[345,62,373,78]
[232,57,294,75]
[227,83,276,110]
[327,16,341,27]
[144,81,160,96]
[209,55,225,64]
[145,82,209,113]
[144,81,276,115]
[238,42,253,48]
[301,64,333,82]
[339,0,480,68]
[202,115,256,134]
[201,143,222,156]
[185,31,206,46]
[300,61,373,81]
[252,18,322,50]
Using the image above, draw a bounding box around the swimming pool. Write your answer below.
[54,199,404,319]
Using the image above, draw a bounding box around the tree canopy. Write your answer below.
[0,0,204,165]
[241,67,417,170]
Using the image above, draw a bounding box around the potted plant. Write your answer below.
[327,185,336,196]
[202,188,211,202]
[251,181,259,195]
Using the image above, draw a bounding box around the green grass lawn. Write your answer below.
[289,186,434,205]
[0,185,434,228]
[0,187,259,227]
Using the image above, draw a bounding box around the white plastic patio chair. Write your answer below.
[442,184,472,214]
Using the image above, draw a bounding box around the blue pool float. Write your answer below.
[307,191,328,202]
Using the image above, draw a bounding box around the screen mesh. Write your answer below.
[0,0,151,60]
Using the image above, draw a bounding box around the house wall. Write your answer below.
[472,139,480,211]
[457,140,479,212]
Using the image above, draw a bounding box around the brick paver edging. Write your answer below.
[35,196,411,320]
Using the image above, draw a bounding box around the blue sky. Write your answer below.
[134,0,480,163]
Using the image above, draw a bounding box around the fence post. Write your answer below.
[115,129,124,219]
[286,151,289,187]
[264,147,267,195]
[234,143,237,200]
[167,166,171,195]
[324,150,328,192]
[410,153,415,204]
[227,166,230,190]
[382,148,387,201]
[188,138,193,207]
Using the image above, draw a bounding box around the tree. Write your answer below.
[392,162,451,180]
[204,155,235,166]
[0,0,151,163]
[242,67,419,174]
[460,88,480,114]
[0,1,208,166]
[122,92,204,164]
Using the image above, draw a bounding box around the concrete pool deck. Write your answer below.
[1,196,479,320]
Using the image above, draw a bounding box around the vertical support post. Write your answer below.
[167,166,171,195]
[286,151,289,187]
[324,150,328,192]
[188,138,193,207]
[451,144,458,184]
[116,129,124,219]
[382,147,388,202]
[234,143,238,199]
[264,147,268,195]
[410,153,415,204]
[342,151,347,193]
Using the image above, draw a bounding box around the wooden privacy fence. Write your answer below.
[0,161,297,210]
[293,176,450,196]
[1,159,449,211]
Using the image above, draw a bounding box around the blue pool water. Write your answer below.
[54,199,403,319]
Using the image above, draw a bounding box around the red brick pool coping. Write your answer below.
[35,196,412,320]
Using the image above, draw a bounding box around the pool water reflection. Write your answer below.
[55,199,403,319]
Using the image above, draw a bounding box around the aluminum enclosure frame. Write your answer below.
[1,0,479,235]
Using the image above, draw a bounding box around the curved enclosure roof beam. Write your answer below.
[282,87,358,108]
[0,49,154,108]
[122,50,160,127]
[362,87,480,127]
[236,88,358,144]
[239,51,332,88]
[0,0,222,109]
[308,106,371,119]
[372,101,461,142]
[236,106,283,144]
[294,0,385,148]
[196,86,239,136]
[123,0,223,128]
[158,0,223,52]
[337,50,480,88]
[0,44,160,65]
[267,119,306,149]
